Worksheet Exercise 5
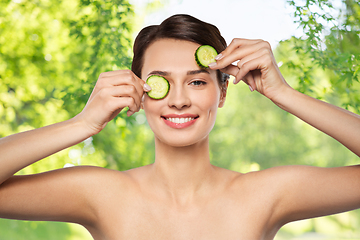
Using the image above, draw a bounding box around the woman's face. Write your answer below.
[141,38,226,147]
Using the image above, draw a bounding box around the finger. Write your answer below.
[220,64,239,77]
[127,109,135,117]
[210,40,270,71]
[215,42,265,70]
[221,64,255,91]
[217,38,262,61]
[112,85,142,111]
[97,70,134,87]
[234,56,264,84]
[116,70,146,97]
[98,69,130,77]
[97,70,147,96]
[90,70,130,99]
[122,96,140,115]
[106,96,138,119]
[143,82,152,92]
[112,72,147,99]
[99,85,142,113]
[232,49,268,84]
[242,72,256,92]
[134,75,151,93]
[121,71,149,97]
[237,46,271,69]
[110,96,139,116]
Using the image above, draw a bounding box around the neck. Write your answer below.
[149,136,216,205]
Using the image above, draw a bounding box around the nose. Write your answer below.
[167,84,191,110]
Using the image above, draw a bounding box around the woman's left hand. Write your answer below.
[209,38,290,101]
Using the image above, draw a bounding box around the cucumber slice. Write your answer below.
[146,75,170,99]
[195,45,218,68]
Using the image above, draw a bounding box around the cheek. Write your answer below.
[193,87,221,111]
[143,98,165,130]
[143,98,159,119]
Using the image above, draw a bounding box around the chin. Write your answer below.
[155,132,209,148]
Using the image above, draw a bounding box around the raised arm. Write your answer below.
[210,38,360,227]
[0,70,148,225]
[210,38,360,157]
[0,117,91,184]
[272,86,360,156]
[0,70,147,185]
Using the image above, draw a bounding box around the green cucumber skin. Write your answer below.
[146,75,170,99]
[195,45,218,68]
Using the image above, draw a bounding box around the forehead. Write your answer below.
[141,39,215,79]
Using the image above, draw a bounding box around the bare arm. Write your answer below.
[273,86,360,157]
[0,118,91,184]
[0,70,147,222]
[211,38,360,225]
[0,70,147,184]
[0,166,98,223]
[272,164,360,224]
[211,38,360,157]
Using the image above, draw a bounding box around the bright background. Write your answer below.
[0,0,360,239]
[131,0,301,47]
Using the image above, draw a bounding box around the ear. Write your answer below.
[218,81,229,108]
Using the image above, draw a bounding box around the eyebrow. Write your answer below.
[147,70,169,77]
[187,69,210,75]
[147,69,210,77]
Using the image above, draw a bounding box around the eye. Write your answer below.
[190,80,207,86]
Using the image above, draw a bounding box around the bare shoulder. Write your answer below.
[233,164,360,225]
[224,166,312,210]
[77,164,155,198]
[0,164,141,225]
[217,165,313,232]
[231,165,318,185]
[41,165,134,187]
[64,165,146,193]
[28,165,144,204]
[228,165,320,198]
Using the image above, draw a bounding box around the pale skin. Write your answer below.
[0,38,360,240]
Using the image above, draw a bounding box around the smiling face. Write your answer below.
[141,38,226,147]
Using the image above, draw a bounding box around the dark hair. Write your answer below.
[131,14,229,91]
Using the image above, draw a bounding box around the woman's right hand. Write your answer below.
[0,70,150,184]
[76,70,150,135]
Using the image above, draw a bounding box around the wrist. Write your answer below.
[270,86,299,112]
[68,114,98,140]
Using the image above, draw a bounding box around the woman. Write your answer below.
[0,14,360,240]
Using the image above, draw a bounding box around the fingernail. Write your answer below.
[208,62,217,68]
[249,85,254,92]
[215,53,223,60]
[143,83,151,91]
[233,78,237,84]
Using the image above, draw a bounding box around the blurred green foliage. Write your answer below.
[0,219,72,240]
[0,0,139,238]
[285,0,360,113]
[0,0,360,239]
[276,0,360,238]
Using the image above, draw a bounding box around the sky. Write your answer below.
[130,0,303,48]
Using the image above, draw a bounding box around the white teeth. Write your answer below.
[166,118,195,123]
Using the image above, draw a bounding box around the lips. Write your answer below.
[161,114,199,129]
